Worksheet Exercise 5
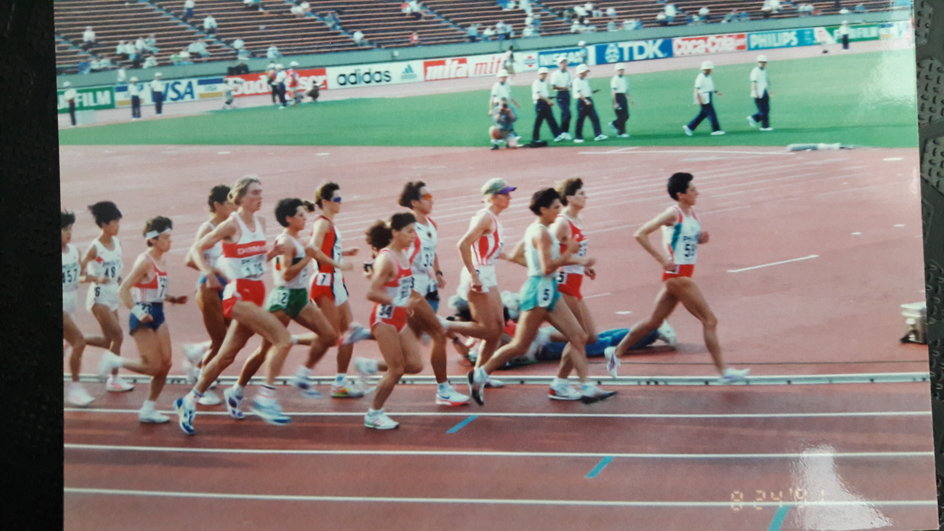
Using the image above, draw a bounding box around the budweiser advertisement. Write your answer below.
[224,68,328,98]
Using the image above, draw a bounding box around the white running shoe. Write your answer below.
[603,346,621,378]
[223,387,245,420]
[250,397,291,425]
[657,320,677,346]
[342,323,372,345]
[436,385,470,406]
[365,410,399,430]
[67,384,95,407]
[467,368,487,406]
[547,384,582,401]
[290,372,322,397]
[710,130,726,136]
[198,389,222,406]
[354,357,379,378]
[573,138,585,143]
[747,115,758,128]
[580,384,618,404]
[484,376,505,388]
[760,127,774,132]
[96,352,122,379]
[593,134,608,141]
[105,375,135,392]
[139,407,170,424]
[553,133,566,142]
[682,125,693,136]
[331,379,366,398]
[720,367,750,383]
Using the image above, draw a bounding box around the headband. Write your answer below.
[145,228,172,240]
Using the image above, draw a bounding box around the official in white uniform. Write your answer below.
[683,61,724,136]
[747,55,772,131]
[531,67,563,143]
[150,72,165,115]
[571,64,607,143]
[609,63,631,138]
[550,56,573,139]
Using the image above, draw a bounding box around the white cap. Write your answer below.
[578,40,586,46]
[614,63,625,71]
[496,69,509,77]
[289,60,298,67]
[537,67,549,75]
[130,76,138,82]
[63,81,71,87]
[155,72,162,77]
[700,61,713,70]
[576,64,589,74]
[557,55,568,64]
[756,54,768,62]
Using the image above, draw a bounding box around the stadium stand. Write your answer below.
[54,0,903,73]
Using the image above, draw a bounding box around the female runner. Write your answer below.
[98,216,189,423]
[82,201,134,392]
[63,210,95,407]
[603,172,749,383]
[468,188,615,405]
[175,176,296,434]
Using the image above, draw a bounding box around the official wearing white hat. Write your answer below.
[571,64,607,142]
[531,65,564,143]
[150,72,166,115]
[63,81,78,126]
[683,61,724,136]
[129,75,142,120]
[550,55,574,139]
[748,55,773,131]
[489,68,519,117]
[609,63,631,138]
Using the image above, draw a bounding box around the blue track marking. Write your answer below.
[446,415,478,434]
[768,506,790,530]
[586,456,614,479]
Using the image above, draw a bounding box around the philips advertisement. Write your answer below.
[747,29,817,50]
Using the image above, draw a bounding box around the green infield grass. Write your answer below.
[58,49,917,148]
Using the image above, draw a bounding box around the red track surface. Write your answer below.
[61,144,936,530]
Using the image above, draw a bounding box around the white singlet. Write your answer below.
[662,206,701,266]
[62,244,80,315]
[85,237,123,311]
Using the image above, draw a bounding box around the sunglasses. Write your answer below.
[330,196,342,203]
[421,193,433,201]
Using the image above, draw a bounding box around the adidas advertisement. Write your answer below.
[326,61,424,89]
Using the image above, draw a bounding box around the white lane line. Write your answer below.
[63,408,932,420]
[581,149,796,156]
[727,254,819,273]
[883,157,903,161]
[64,445,933,460]
[583,292,612,300]
[63,488,936,508]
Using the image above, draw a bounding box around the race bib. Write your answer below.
[377,304,394,319]
[62,263,79,288]
[156,275,169,300]
[239,255,265,279]
[313,272,332,287]
[393,276,414,305]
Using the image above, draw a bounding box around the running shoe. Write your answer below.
[467,368,486,406]
[198,389,222,406]
[364,410,399,430]
[710,130,726,136]
[67,384,95,407]
[720,367,751,384]
[250,397,292,425]
[223,387,245,419]
[547,384,582,401]
[342,323,372,345]
[290,373,322,398]
[174,396,196,435]
[354,357,379,379]
[331,379,366,398]
[436,385,470,406]
[573,138,585,143]
[657,320,677,346]
[553,133,567,142]
[580,384,618,404]
[603,346,621,378]
[182,342,207,365]
[682,125,693,136]
[138,407,170,424]
[484,376,505,388]
[747,115,758,128]
[96,352,122,379]
[105,375,135,392]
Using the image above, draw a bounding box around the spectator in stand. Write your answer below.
[244,0,263,10]
[82,26,96,50]
[570,18,586,33]
[409,31,421,46]
[495,20,512,40]
[482,26,496,41]
[326,11,341,30]
[352,30,366,46]
[188,38,210,59]
[143,55,158,69]
[664,3,678,23]
[408,1,424,20]
[466,24,480,42]
[854,3,866,12]
[523,24,537,37]
[533,13,542,29]
[520,0,532,14]
[699,6,710,22]
[183,0,195,22]
[233,37,245,52]
[656,12,668,26]
[738,10,750,21]
[721,9,736,22]
[144,34,159,54]
[135,36,147,55]
[115,40,128,59]
[267,44,282,61]
[291,3,305,17]
[203,14,217,34]
[574,4,588,18]
[178,50,194,65]
[623,18,642,30]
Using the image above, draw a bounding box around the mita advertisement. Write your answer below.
[672,34,747,56]
[225,68,329,98]
[593,39,673,65]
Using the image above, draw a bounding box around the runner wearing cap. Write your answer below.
[550,56,573,140]
[531,67,564,143]
[747,55,773,131]
[683,61,724,136]
[571,64,607,143]
[447,178,517,389]
[609,63,632,138]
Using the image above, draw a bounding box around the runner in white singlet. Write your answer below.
[62,210,95,407]
[605,172,750,383]
[81,201,134,393]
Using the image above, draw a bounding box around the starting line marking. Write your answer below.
[64,444,933,460]
[63,487,936,508]
[727,254,819,273]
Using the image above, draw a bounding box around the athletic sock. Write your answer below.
[551,377,566,388]
[141,400,155,411]
[231,383,244,397]
[334,374,347,385]
[296,366,312,379]
[437,382,450,393]
[187,389,203,403]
